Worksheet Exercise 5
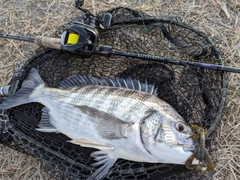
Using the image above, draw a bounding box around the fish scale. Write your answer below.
[37,87,140,138]
[0,68,197,180]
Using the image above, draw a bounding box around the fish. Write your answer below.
[0,68,196,180]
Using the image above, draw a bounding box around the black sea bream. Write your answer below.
[0,68,196,180]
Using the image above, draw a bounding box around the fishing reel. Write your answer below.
[60,0,112,56]
[61,18,98,56]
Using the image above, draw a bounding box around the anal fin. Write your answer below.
[36,107,59,133]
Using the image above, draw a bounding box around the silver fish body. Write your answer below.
[0,68,196,180]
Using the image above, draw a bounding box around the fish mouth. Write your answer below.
[182,144,195,152]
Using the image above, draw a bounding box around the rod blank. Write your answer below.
[0,33,35,42]
[110,48,240,73]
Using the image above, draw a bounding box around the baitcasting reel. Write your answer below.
[61,0,113,56]
[61,19,99,56]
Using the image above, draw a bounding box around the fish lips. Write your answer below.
[182,144,196,152]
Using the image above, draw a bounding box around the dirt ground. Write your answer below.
[0,0,239,179]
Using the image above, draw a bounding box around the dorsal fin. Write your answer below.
[59,74,158,95]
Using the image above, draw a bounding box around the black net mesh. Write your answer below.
[0,7,227,180]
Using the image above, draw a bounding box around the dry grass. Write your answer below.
[0,145,50,180]
[0,0,239,179]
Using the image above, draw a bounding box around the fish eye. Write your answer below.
[176,122,186,133]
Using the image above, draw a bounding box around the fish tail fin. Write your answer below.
[0,68,44,109]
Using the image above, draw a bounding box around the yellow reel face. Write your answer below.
[67,33,79,45]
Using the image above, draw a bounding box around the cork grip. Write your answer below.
[34,36,62,50]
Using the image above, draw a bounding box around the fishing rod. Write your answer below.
[0,1,240,98]
[1,0,240,74]
[1,28,240,74]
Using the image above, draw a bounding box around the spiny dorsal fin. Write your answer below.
[59,74,158,95]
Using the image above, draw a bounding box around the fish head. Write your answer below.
[140,111,196,164]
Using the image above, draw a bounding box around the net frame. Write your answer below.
[0,7,227,180]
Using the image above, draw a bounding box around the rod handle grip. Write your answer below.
[34,36,62,50]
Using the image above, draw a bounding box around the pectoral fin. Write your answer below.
[88,151,117,180]
[69,138,113,150]
[75,105,133,140]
